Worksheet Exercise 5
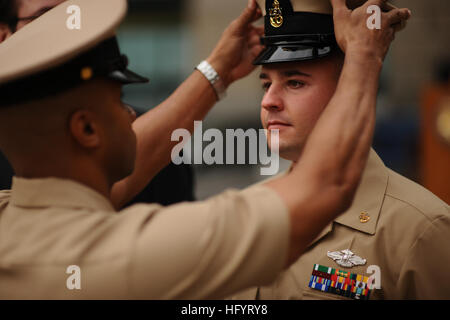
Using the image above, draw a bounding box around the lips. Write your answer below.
[267,120,291,130]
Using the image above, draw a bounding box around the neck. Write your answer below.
[286,150,303,171]
[12,157,112,200]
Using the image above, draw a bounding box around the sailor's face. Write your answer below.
[15,0,66,31]
[259,56,342,162]
[88,79,138,185]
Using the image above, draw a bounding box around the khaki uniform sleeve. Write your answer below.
[127,185,290,299]
[397,209,450,299]
[0,190,11,211]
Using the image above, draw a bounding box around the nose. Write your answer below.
[261,85,284,112]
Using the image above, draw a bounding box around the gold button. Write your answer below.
[359,212,370,223]
[80,67,93,80]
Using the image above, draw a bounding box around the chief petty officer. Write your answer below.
[231,0,449,300]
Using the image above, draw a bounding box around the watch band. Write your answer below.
[196,60,227,101]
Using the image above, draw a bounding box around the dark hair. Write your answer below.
[0,0,18,31]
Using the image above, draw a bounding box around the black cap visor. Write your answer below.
[254,33,338,65]
[254,44,336,65]
[108,68,149,85]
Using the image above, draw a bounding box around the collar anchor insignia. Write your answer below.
[359,212,371,223]
[269,0,283,28]
[327,249,367,268]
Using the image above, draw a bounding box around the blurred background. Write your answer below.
[116,0,450,203]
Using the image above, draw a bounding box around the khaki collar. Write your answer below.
[10,177,116,212]
[308,149,389,245]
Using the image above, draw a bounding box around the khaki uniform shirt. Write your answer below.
[232,150,450,300]
[0,178,289,299]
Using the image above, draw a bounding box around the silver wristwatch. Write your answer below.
[196,60,227,101]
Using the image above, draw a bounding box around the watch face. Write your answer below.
[435,97,450,146]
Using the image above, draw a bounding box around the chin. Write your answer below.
[280,152,301,162]
[273,140,304,162]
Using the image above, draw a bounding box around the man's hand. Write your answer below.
[207,0,264,87]
[331,0,411,62]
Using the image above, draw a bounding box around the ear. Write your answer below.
[69,110,102,149]
[0,23,12,43]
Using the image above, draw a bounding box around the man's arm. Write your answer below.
[110,0,264,209]
[265,0,411,266]
[120,0,413,299]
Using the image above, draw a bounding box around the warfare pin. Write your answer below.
[327,249,367,268]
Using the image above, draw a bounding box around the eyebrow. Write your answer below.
[259,70,312,80]
[282,70,311,77]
